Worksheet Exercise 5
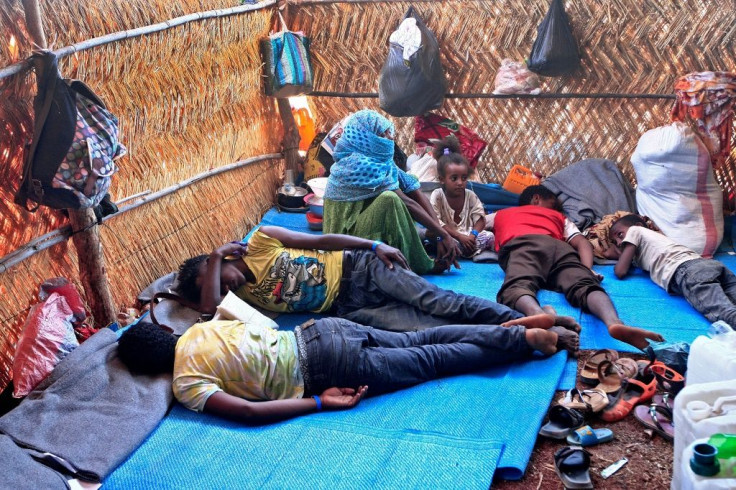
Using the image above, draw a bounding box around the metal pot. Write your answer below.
[277,185,309,210]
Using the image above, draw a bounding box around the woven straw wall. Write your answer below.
[2,0,736,391]
[0,0,283,391]
[292,0,736,190]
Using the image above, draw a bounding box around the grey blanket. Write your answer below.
[542,158,636,230]
[0,328,173,484]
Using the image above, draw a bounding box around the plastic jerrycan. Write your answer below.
[680,437,736,489]
[687,332,736,385]
[672,380,736,490]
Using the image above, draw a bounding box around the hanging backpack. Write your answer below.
[15,50,125,211]
[527,0,580,77]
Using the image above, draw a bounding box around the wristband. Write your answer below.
[371,240,383,252]
[312,395,322,411]
[471,230,480,237]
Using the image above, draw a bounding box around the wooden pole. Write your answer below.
[21,0,116,327]
[277,97,301,176]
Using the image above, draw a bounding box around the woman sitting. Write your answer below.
[322,110,460,274]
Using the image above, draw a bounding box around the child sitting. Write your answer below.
[610,214,736,327]
[428,136,495,257]
[486,185,665,350]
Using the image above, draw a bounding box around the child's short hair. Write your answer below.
[610,214,647,236]
[431,135,468,177]
[174,254,207,303]
[118,322,177,375]
[518,185,556,205]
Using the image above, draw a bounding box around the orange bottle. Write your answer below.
[292,107,316,152]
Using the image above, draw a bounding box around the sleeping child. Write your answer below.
[610,214,736,327]
[428,136,494,257]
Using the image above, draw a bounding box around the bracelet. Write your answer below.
[312,395,322,411]
[371,240,383,252]
[471,230,479,237]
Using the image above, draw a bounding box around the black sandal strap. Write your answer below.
[649,404,674,434]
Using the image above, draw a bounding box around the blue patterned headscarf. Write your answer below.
[324,110,400,202]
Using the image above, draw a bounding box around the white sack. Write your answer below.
[631,121,723,257]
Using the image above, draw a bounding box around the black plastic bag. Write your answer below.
[644,341,690,376]
[379,7,447,117]
[527,0,580,77]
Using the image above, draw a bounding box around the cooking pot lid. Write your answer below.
[278,185,308,197]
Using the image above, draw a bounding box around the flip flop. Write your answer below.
[580,348,619,385]
[539,405,586,439]
[633,404,674,442]
[554,446,594,489]
[652,393,673,411]
[594,358,639,394]
[600,369,658,423]
[566,425,615,446]
[557,388,609,413]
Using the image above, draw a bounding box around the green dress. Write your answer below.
[323,191,434,274]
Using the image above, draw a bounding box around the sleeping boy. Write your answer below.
[485,185,664,350]
[173,225,579,346]
[610,214,736,327]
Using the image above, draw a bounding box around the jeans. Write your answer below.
[297,318,531,396]
[333,250,523,331]
[670,258,736,327]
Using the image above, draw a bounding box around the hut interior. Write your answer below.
[1,0,735,487]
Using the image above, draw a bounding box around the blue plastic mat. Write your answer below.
[105,406,504,489]
[105,351,565,488]
[256,208,736,389]
[106,209,735,486]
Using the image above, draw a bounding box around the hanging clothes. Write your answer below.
[671,71,736,168]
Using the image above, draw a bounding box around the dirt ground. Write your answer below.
[494,351,673,490]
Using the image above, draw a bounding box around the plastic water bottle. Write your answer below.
[710,433,736,460]
[708,321,735,338]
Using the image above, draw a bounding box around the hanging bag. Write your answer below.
[261,12,314,97]
[15,50,125,211]
[379,6,447,117]
[527,0,580,77]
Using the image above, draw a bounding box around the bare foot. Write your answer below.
[608,323,664,350]
[550,326,580,357]
[525,328,558,356]
[502,313,555,329]
[542,305,557,315]
[541,305,581,333]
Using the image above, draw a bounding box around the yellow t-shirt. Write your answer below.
[172,320,303,412]
[236,230,343,313]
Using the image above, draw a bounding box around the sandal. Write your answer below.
[649,361,685,397]
[652,393,673,411]
[554,446,594,489]
[594,358,639,394]
[566,425,615,446]
[633,403,674,441]
[580,348,619,385]
[539,405,586,439]
[600,369,658,423]
[557,388,609,413]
